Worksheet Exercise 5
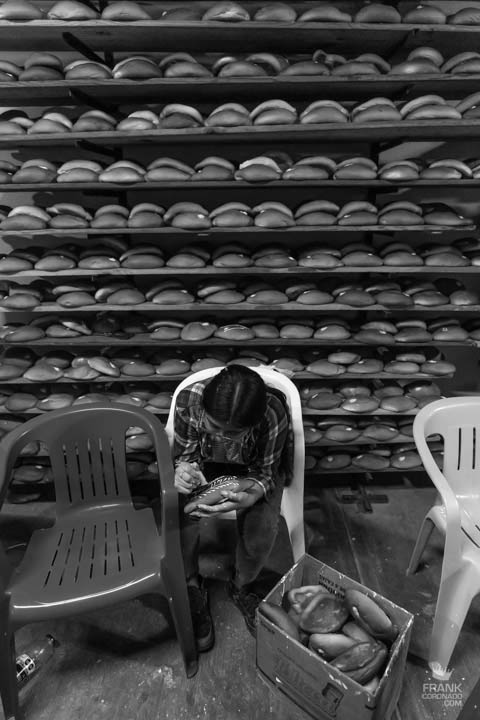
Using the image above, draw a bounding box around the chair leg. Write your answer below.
[429,562,480,680]
[161,572,198,679]
[0,625,19,720]
[406,514,436,575]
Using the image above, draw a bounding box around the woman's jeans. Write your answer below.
[179,462,285,589]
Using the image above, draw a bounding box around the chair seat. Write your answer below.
[8,506,164,624]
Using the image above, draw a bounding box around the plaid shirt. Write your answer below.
[173,379,289,497]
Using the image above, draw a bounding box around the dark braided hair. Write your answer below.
[202,365,267,428]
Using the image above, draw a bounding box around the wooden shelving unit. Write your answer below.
[3,2,480,480]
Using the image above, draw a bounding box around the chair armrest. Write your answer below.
[414,428,462,561]
[0,541,13,592]
[0,428,30,590]
[0,422,32,501]
[150,422,180,541]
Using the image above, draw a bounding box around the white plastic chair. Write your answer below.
[164,366,305,561]
[406,396,480,680]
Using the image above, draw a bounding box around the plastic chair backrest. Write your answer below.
[165,366,305,558]
[414,396,480,498]
[165,366,304,473]
[0,403,174,515]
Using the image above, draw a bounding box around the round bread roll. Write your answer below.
[181,322,217,340]
[384,360,420,374]
[5,325,45,342]
[328,351,360,365]
[201,289,243,304]
[280,60,329,76]
[325,424,362,443]
[313,324,351,340]
[295,289,333,305]
[5,392,37,411]
[205,108,250,127]
[279,323,313,339]
[450,289,479,305]
[246,289,288,304]
[298,251,342,269]
[0,255,33,272]
[353,453,390,471]
[283,165,330,181]
[170,212,211,230]
[303,426,323,445]
[113,57,161,79]
[217,60,267,77]
[160,6,203,20]
[23,363,64,381]
[362,423,399,441]
[65,61,112,80]
[352,105,402,124]
[1,293,40,309]
[147,321,182,340]
[212,209,253,228]
[146,392,173,410]
[341,397,380,413]
[0,0,44,19]
[307,392,342,410]
[448,9,480,25]
[342,251,382,266]
[191,358,226,372]
[155,358,191,375]
[298,5,351,22]
[421,360,455,376]
[164,202,208,223]
[300,106,348,125]
[353,329,395,345]
[432,325,469,341]
[305,360,345,376]
[214,324,255,340]
[250,323,279,338]
[252,107,297,126]
[380,396,416,412]
[375,291,414,308]
[202,2,250,22]
[336,289,375,307]
[334,163,377,180]
[348,358,384,374]
[101,1,150,20]
[48,0,99,18]
[354,3,401,23]
[118,360,155,377]
[317,453,351,471]
[403,6,446,23]
[253,2,297,22]
[390,451,421,469]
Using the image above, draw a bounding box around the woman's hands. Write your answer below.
[189,483,264,518]
[174,461,207,494]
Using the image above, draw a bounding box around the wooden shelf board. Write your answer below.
[4,178,480,192]
[3,74,480,104]
[307,436,415,447]
[0,374,451,386]
[3,266,480,280]
[0,21,479,55]
[0,224,473,238]
[306,467,425,475]
[2,337,471,349]
[7,303,480,314]
[0,411,419,436]
[4,121,480,147]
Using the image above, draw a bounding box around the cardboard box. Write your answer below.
[256,554,413,720]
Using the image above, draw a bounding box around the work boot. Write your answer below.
[187,581,214,652]
[228,580,263,636]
